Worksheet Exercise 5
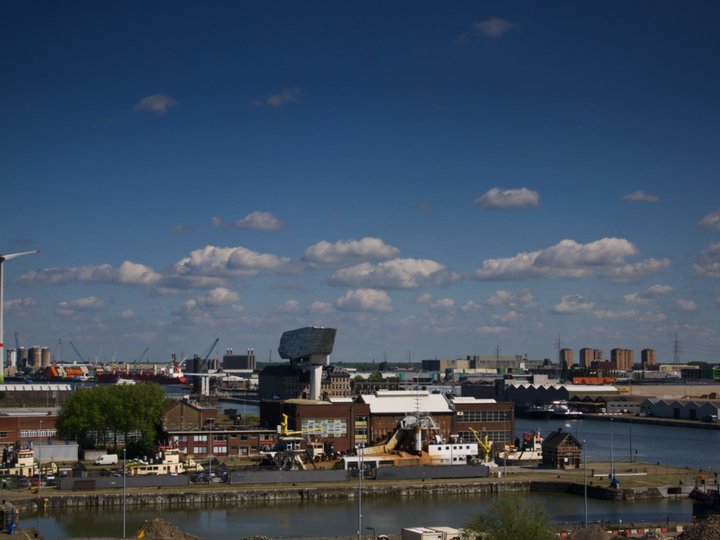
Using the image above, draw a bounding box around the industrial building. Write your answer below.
[559,348,574,367]
[260,391,514,453]
[611,348,634,370]
[641,349,657,369]
[222,349,256,370]
[639,398,720,421]
[0,407,58,450]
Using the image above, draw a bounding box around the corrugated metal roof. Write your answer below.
[0,384,72,391]
[360,390,451,414]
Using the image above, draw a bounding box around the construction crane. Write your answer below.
[69,341,87,363]
[203,338,219,362]
[133,347,149,365]
[52,338,63,364]
[468,427,494,463]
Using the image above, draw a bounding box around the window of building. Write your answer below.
[194,434,208,442]
[193,446,207,454]
[302,418,347,438]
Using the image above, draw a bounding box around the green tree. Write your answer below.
[464,498,555,540]
[56,383,170,450]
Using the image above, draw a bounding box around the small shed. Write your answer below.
[541,428,582,469]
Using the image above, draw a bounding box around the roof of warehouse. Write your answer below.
[359,390,452,414]
[0,384,72,391]
[449,396,497,404]
[0,407,59,416]
[507,383,617,392]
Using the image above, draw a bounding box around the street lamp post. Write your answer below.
[122,447,126,539]
[357,444,364,540]
[583,439,588,527]
[503,411,507,476]
[610,418,615,486]
[38,420,42,494]
[208,429,212,484]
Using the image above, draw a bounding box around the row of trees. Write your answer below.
[56,383,169,451]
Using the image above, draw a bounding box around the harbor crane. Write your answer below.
[69,341,88,363]
[203,338,219,362]
[52,338,63,364]
[133,347,149,365]
[468,427,494,463]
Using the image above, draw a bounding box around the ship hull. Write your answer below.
[96,372,187,384]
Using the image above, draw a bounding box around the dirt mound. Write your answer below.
[137,518,205,540]
[678,515,720,540]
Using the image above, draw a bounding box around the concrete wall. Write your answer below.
[229,469,348,484]
[375,464,488,481]
[59,475,190,490]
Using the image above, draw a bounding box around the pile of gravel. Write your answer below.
[678,516,720,540]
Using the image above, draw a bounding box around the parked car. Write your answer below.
[17,477,30,489]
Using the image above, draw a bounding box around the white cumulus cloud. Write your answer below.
[134,93,178,115]
[553,294,594,314]
[593,309,639,319]
[201,287,240,306]
[5,297,37,312]
[622,190,660,203]
[251,87,304,107]
[430,298,456,312]
[474,237,669,280]
[473,187,539,209]
[330,258,457,289]
[303,237,399,265]
[486,288,535,308]
[623,284,673,304]
[233,211,284,230]
[699,210,720,231]
[173,245,291,278]
[694,243,720,278]
[336,289,393,312]
[675,299,698,311]
[308,301,333,314]
[56,296,106,315]
[477,325,509,334]
[469,17,514,39]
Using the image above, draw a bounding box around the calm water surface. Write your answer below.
[33,493,693,540]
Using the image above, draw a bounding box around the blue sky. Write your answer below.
[2,1,719,365]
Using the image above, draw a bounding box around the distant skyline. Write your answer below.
[1,1,719,365]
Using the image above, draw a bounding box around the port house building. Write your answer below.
[260,391,514,453]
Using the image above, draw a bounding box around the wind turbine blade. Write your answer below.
[1,250,40,261]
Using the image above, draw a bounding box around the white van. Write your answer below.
[94,454,119,466]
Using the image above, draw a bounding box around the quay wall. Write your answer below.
[11,480,530,514]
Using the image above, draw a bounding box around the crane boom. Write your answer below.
[134,346,149,364]
[69,341,87,363]
[203,338,219,361]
